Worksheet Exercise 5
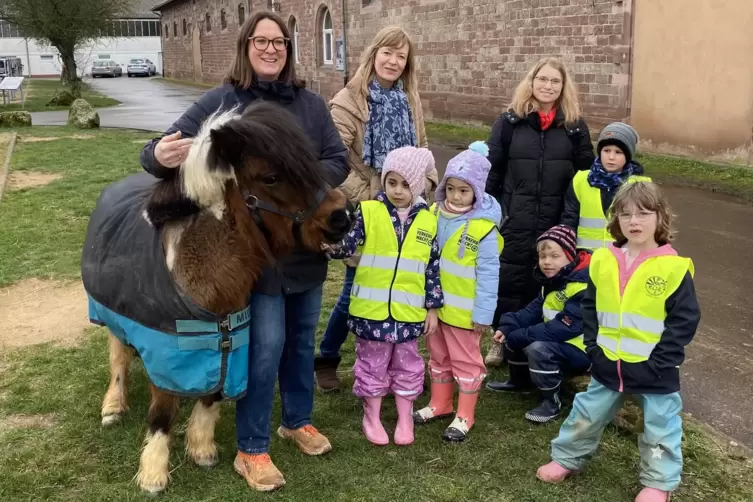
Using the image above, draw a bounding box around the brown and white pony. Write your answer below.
[98,102,351,494]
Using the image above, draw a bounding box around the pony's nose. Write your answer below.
[328,208,354,234]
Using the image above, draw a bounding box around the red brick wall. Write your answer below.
[158,0,631,127]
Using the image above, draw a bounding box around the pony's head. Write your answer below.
[145,101,353,256]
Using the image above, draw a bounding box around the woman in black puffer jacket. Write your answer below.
[484,58,595,336]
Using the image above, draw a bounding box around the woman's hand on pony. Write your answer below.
[424,309,439,336]
[155,131,194,168]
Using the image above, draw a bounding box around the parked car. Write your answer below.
[127,58,157,77]
[91,61,123,78]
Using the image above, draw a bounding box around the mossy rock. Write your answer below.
[0,111,32,127]
[47,88,76,107]
[67,99,100,129]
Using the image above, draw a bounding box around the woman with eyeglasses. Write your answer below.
[483,57,595,368]
[139,11,348,492]
[313,26,439,393]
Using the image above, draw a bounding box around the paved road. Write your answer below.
[31,76,205,132]
[38,77,753,446]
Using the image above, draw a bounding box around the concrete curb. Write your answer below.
[0,131,18,204]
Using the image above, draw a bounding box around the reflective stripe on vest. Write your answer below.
[590,248,694,363]
[573,171,652,250]
[349,201,437,322]
[433,204,504,329]
[542,282,588,352]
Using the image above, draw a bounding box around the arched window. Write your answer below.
[164,23,169,38]
[321,8,333,64]
[182,19,187,36]
[238,4,246,25]
[289,17,299,63]
[220,9,227,30]
[205,13,212,32]
[173,22,177,37]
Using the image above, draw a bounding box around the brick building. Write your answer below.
[153,0,753,157]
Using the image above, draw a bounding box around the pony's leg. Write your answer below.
[137,385,180,494]
[101,332,135,426]
[186,393,222,467]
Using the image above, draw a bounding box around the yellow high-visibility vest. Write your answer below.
[350,201,437,322]
[432,204,504,329]
[590,247,693,363]
[542,282,588,352]
[573,171,652,250]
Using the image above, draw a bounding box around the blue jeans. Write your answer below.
[235,285,323,454]
[551,378,684,492]
[506,340,591,391]
[318,265,356,359]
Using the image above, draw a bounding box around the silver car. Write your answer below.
[92,61,123,78]
[127,58,157,77]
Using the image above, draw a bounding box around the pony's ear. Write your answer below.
[143,176,201,228]
[209,125,245,174]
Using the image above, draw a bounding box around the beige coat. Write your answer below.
[329,75,438,204]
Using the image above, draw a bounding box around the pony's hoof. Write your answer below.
[191,452,218,468]
[101,413,122,427]
[137,472,168,495]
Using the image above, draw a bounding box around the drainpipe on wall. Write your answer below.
[157,12,165,76]
[340,0,348,86]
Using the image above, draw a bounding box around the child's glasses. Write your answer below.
[617,210,655,222]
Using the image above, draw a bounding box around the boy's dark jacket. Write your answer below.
[497,251,591,351]
[583,244,700,395]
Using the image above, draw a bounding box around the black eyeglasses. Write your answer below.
[249,36,289,51]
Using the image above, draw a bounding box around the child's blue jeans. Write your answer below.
[551,378,683,492]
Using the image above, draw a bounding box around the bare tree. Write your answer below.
[0,0,134,92]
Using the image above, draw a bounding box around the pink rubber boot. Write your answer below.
[394,396,415,446]
[536,461,576,483]
[362,397,389,446]
[635,487,672,502]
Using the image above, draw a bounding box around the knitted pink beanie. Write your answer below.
[380,146,434,201]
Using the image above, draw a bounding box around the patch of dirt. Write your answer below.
[0,413,56,431]
[0,279,90,349]
[19,134,95,143]
[6,171,63,190]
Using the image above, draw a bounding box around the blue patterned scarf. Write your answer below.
[587,158,637,192]
[362,78,417,172]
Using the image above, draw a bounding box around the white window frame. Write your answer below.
[322,10,333,65]
[293,21,300,63]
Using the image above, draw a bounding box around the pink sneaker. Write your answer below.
[635,487,672,502]
[536,461,576,483]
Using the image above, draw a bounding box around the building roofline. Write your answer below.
[151,0,177,11]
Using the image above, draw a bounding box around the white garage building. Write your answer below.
[0,0,163,77]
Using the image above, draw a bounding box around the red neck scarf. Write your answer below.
[538,108,557,131]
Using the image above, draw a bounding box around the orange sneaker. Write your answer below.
[277,425,332,456]
[233,452,285,492]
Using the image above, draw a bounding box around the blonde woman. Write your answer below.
[484,57,595,368]
[315,26,438,392]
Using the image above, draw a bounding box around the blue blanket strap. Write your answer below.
[177,330,249,352]
[174,305,251,335]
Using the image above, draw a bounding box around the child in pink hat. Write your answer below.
[325,146,443,446]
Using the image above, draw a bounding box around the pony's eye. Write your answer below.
[262,176,278,186]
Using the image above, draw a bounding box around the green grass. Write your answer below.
[0,128,752,500]
[425,121,753,202]
[0,79,121,112]
[0,127,153,286]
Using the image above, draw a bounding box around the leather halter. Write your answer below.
[243,187,329,243]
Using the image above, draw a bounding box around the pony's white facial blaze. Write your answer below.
[181,108,239,210]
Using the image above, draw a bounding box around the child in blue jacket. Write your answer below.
[486,225,591,423]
